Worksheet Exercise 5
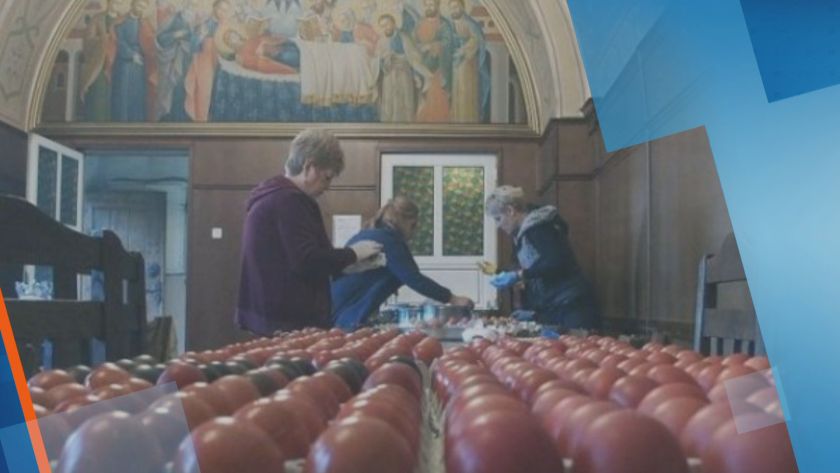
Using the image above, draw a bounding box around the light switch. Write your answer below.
[211,227,223,239]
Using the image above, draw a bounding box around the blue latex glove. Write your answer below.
[512,310,535,321]
[490,271,520,289]
[540,329,560,339]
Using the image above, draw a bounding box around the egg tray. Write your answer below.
[421,360,705,473]
[151,363,703,473]
[282,360,437,473]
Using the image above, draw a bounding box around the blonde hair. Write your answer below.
[367,196,419,237]
[485,186,527,216]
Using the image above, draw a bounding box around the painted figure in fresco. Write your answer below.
[223,29,300,74]
[111,0,157,122]
[332,9,378,57]
[413,0,454,122]
[448,0,490,123]
[79,0,122,122]
[359,0,378,25]
[298,0,334,42]
[184,0,234,122]
[259,0,304,38]
[388,0,422,34]
[376,13,431,122]
[157,0,202,122]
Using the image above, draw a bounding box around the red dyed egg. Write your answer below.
[680,400,762,458]
[608,375,660,409]
[234,398,312,459]
[57,411,165,473]
[157,362,207,390]
[305,416,414,473]
[556,401,621,457]
[637,383,707,416]
[573,410,688,473]
[48,383,89,405]
[148,392,216,432]
[531,388,583,417]
[85,363,132,390]
[650,396,709,438]
[213,375,262,411]
[646,364,699,388]
[174,417,286,473]
[584,367,626,400]
[29,370,75,391]
[181,382,234,416]
[702,414,798,473]
[447,410,564,473]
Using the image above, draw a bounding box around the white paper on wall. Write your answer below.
[332,214,363,248]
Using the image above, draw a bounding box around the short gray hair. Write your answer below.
[485,185,527,216]
[285,128,345,176]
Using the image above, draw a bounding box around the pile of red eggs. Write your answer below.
[434,334,797,473]
[25,327,442,473]
[25,328,799,473]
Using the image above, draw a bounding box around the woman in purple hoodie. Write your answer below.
[235,129,383,336]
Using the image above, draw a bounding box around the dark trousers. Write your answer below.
[536,291,600,331]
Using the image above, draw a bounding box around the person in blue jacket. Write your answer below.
[485,186,600,331]
[331,196,475,331]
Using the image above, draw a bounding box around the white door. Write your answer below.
[24,134,85,293]
[381,153,499,309]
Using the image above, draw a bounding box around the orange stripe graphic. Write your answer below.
[0,289,52,473]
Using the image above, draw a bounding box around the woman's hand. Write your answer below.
[449,295,475,310]
[490,271,520,289]
[349,240,383,261]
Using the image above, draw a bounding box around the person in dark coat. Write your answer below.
[485,186,599,331]
[331,197,474,331]
[235,129,383,336]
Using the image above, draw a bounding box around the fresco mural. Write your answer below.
[43,0,524,125]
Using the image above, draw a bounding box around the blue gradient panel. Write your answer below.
[740,0,840,102]
[0,339,37,471]
[0,424,38,473]
[0,441,9,473]
[566,0,840,470]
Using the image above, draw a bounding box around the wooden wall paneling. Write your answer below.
[498,142,539,194]
[537,180,556,206]
[0,122,28,300]
[0,121,27,195]
[538,124,558,195]
[595,144,650,322]
[589,123,611,169]
[187,188,253,351]
[556,180,596,284]
[333,140,379,188]
[192,139,288,187]
[555,121,597,176]
[317,189,379,240]
[648,127,734,324]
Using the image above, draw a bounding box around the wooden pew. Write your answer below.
[0,194,148,378]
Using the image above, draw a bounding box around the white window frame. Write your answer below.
[24,134,85,292]
[381,153,499,309]
[27,134,85,232]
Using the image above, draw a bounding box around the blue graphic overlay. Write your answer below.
[566,0,840,470]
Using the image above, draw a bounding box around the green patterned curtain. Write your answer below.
[443,167,485,256]
[393,166,434,256]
